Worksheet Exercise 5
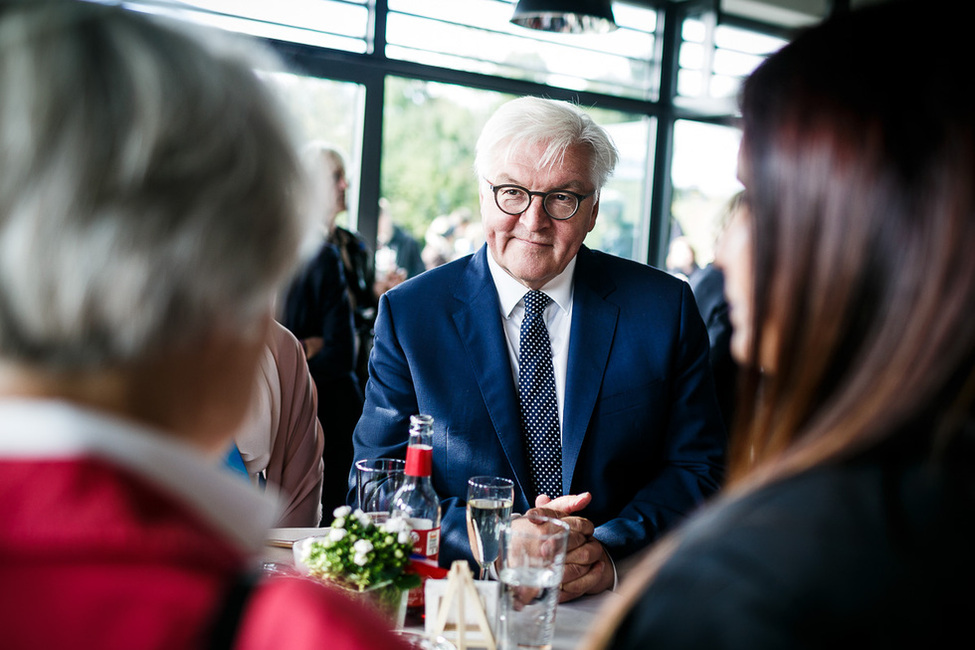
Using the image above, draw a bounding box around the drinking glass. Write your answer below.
[466,475,515,580]
[355,458,406,523]
[497,514,570,650]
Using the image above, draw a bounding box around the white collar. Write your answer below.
[0,398,280,554]
[486,250,576,318]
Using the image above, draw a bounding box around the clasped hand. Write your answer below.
[528,492,614,602]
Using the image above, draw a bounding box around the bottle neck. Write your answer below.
[405,442,433,477]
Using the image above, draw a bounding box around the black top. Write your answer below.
[609,430,975,649]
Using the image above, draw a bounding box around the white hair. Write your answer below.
[0,2,312,368]
[299,141,346,231]
[474,96,619,190]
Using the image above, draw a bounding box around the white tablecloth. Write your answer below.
[263,527,620,650]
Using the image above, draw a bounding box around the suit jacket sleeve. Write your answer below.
[349,291,419,497]
[351,285,477,568]
[591,279,726,560]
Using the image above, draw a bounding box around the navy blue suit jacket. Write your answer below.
[352,245,726,567]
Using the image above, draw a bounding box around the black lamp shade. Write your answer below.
[510,0,618,34]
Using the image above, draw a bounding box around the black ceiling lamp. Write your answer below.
[510,0,618,34]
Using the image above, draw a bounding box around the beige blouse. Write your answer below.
[236,320,324,527]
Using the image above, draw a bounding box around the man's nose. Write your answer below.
[519,194,549,229]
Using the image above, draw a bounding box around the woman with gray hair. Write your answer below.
[0,3,407,648]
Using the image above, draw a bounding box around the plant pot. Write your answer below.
[328,579,408,628]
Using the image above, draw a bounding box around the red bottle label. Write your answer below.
[405,444,432,476]
[406,524,440,611]
[411,526,440,560]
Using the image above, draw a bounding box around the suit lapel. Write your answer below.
[450,248,533,498]
[562,247,618,493]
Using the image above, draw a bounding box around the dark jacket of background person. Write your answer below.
[584,2,975,647]
[282,241,363,517]
[385,222,426,279]
[689,263,736,430]
[331,224,378,390]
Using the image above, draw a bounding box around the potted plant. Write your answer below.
[294,506,421,626]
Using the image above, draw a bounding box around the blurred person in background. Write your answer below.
[422,207,483,270]
[587,1,975,647]
[664,235,700,283]
[231,320,325,528]
[281,144,367,515]
[374,198,425,294]
[687,192,742,431]
[0,3,408,648]
[297,142,377,391]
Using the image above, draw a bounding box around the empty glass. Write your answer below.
[355,458,406,522]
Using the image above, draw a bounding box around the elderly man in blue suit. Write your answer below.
[352,96,725,601]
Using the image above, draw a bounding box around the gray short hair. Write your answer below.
[0,2,310,369]
[474,96,619,191]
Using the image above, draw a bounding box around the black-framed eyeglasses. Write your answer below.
[486,180,595,221]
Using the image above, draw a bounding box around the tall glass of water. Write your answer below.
[497,514,570,650]
[466,475,514,579]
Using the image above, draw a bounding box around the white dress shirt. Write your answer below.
[486,252,577,438]
[485,254,620,587]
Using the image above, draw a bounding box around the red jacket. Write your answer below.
[0,401,409,650]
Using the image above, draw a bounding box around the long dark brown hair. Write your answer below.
[585,2,975,646]
[730,0,975,488]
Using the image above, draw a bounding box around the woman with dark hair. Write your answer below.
[585,1,975,647]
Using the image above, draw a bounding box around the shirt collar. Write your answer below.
[0,398,280,554]
[486,250,577,318]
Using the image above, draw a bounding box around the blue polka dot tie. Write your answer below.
[518,290,563,501]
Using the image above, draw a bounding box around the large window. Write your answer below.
[104,0,790,268]
[381,79,507,268]
[121,0,372,52]
[263,74,366,231]
[676,9,787,113]
[667,11,785,272]
[594,113,655,261]
[386,0,660,100]
[669,120,742,272]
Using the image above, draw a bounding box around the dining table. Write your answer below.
[262,527,622,650]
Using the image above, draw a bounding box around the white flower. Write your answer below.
[353,510,373,526]
[398,531,411,545]
[328,528,348,542]
[382,516,411,534]
[333,505,352,519]
[353,553,369,566]
[353,539,374,554]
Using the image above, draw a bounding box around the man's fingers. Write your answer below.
[534,492,592,514]
[564,538,603,565]
[558,559,611,603]
[521,510,594,551]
